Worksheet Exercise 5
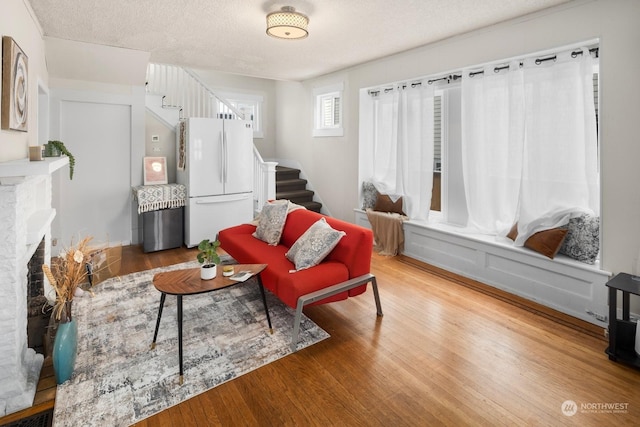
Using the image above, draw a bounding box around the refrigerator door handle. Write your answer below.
[223,130,229,184]
[195,193,251,204]
[219,131,225,183]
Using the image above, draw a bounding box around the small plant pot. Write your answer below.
[44,142,61,157]
[200,264,217,280]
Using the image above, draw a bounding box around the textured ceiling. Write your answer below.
[27,0,572,81]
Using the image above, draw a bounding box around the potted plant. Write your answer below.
[45,140,75,180]
[197,239,221,280]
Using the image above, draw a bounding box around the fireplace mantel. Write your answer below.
[0,156,68,416]
[0,157,69,184]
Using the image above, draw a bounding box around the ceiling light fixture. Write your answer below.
[266,6,309,40]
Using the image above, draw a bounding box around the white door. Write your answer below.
[56,100,131,247]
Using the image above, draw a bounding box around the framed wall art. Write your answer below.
[143,156,168,185]
[1,36,28,132]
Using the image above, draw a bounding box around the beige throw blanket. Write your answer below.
[366,208,407,256]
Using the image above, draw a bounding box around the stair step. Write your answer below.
[276,189,314,203]
[276,178,308,191]
[298,201,323,213]
[276,166,302,181]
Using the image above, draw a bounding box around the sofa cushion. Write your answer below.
[252,201,289,245]
[362,181,379,210]
[276,262,350,308]
[374,194,405,215]
[559,214,600,264]
[524,228,568,259]
[286,218,346,271]
[507,222,568,259]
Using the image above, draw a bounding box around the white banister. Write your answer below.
[253,146,278,212]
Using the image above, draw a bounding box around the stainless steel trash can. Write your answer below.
[142,207,184,253]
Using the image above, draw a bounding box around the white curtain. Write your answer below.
[461,61,524,234]
[371,84,435,220]
[461,48,599,243]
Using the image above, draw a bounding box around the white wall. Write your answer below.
[145,112,177,184]
[192,68,277,159]
[0,0,48,161]
[276,73,354,216]
[275,0,640,276]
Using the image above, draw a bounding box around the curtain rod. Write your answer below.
[368,46,599,95]
[453,47,599,80]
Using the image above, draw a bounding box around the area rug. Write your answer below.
[52,260,329,426]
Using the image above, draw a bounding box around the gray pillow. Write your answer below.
[253,201,289,245]
[362,181,379,210]
[558,214,600,264]
[286,218,346,271]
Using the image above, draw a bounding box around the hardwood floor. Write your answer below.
[121,246,638,425]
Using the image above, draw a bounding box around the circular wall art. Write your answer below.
[2,36,29,132]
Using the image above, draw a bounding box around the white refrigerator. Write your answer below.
[177,117,254,247]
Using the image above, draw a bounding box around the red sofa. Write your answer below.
[218,208,383,351]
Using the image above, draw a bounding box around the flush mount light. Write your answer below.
[266,6,309,40]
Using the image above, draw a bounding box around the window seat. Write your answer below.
[354,209,611,327]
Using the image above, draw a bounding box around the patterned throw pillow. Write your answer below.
[559,214,600,264]
[362,181,379,210]
[252,201,289,245]
[286,218,346,271]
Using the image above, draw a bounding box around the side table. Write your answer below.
[151,264,271,385]
[605,272,640,369]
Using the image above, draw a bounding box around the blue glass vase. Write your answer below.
[52,302,78,384]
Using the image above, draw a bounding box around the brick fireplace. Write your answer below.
[0,157,67,416]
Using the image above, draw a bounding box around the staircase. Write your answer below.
[276,166,322,213]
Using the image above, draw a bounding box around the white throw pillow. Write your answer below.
[286,217,346,271]
[252,201,289,245]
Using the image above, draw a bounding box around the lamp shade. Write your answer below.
[266,6,309,40]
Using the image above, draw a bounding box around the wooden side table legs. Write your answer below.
[151,292,166,350]
[257,275,273,334]
[150,292,184,385]
[177,295,183,385]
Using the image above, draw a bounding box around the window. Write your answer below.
[361,44,600,237]
[217,92,264,138]
[313,83,343,137]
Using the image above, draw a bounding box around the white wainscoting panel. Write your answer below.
[355,209,611,327]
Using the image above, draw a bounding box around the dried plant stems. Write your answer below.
[42,236,94,321]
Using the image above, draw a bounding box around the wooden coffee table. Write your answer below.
[151,263,271,385]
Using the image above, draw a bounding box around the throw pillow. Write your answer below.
[374,194,405,215]
[362,181,379,210]
[252,201,289,245]
[286,217,346,271]
[524,228,569,259]
[506,223,518,241]
[559,214,600,264]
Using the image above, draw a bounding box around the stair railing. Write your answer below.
[253,147,278,212]
[146,63,244,119]
[146,63,276,213]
